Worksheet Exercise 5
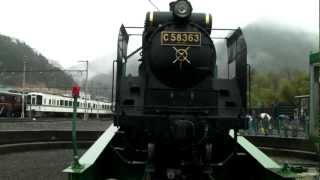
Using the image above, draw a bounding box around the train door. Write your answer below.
[31,96,36,105]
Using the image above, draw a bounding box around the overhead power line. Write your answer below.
[0,69,86,73]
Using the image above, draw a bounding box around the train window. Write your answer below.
[60,100,63,106]
[27,95,31,105]
[72,101,77,107]
[88,103,91,108]
[49,99,51,105]
[69,101,72,107]
[57,100,59,106]
[65,100,68,107]
[15,96,21,103]
[228,61,236,79]
[2,95,7,102]
[36,96,42,105]
[0,96,4,102]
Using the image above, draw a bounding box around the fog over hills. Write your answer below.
[215,19,317,77]
[79,19,317,98]
[243,19,317,72]
[92,20,317,75]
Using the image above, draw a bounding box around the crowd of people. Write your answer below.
[245,110,307,137]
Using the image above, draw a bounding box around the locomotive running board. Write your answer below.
[229,130,315,179]
[63,124,119,179]
[64,125,314,180]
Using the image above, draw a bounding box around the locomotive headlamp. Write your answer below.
[173,0,192,19]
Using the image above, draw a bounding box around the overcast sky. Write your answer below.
[0,0,318,68]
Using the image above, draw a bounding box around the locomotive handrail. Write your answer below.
[210,37,228,39]
[124,26,144,29]
[211,28,238,31]
[128,34,142,36]
[126,46,142,60]
[117,105,244,109]
[111,60,117,112]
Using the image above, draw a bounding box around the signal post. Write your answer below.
[71,85,83,170]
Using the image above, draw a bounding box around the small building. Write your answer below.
[309,52,320,143]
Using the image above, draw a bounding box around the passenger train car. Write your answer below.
[0,91,22,117]
[26,92,112,117]
[0,90,112,118]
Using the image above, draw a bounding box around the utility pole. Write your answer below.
[21,61,26,119]
[79,60,89,120]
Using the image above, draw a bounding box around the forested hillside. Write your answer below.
[0,34,74,89]
[244,20,315,107]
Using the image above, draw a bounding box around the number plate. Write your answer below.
[161,31,201,46]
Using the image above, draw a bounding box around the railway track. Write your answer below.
[0,130,317,162]
[245,136,318,161]
[0,129,318,179]
[0,130,102,154]
[0,117,111,122]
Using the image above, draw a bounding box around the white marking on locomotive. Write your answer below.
[172,47,190,69]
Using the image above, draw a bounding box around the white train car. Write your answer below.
[26,92,112,117]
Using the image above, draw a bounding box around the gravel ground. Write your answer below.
[271,156,319,178]
[0,119,112,131]
[0,149,86,180]
[0,120,111,179]
[0,120,110,179]
[1,151,317,180]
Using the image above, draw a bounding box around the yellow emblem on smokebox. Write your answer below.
[172,47,190,69]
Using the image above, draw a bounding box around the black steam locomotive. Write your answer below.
[112,0,248,179]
